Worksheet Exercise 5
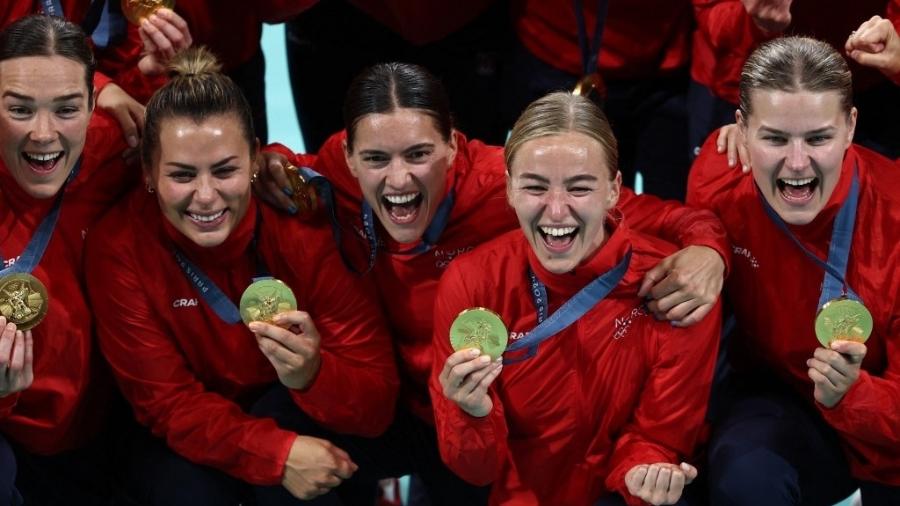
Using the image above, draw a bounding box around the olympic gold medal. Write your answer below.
[0,273,49,331]
[572,73,607,99]
[284,165,319,217]
[121,0,176,25]
[449,308,508,361]
[814,298,873,347]
[239,279,297,326]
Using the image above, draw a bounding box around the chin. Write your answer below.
[187,230,229,248]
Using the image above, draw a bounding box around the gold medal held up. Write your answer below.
[239,279,297,326]
[450,308,508,361]
[0,273,49,331]
[814,297,873,347]
[121,0,175,25]
[284,165,319,217]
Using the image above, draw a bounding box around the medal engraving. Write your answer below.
[121,0,176,25]
[450,308,508,360]
[239,279,297,325]
[814,298,873,347]
[0,273,49,331]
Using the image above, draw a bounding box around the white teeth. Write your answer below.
[540,226,577,236]
[24,152,62,162]
[780,177,815,186]
[384,192,419,204]
[188,210,225,223]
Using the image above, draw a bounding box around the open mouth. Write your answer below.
[381,192,423,225]
[186,209,228,229]
[776,176,819,204]
[22,151,63,175]
[538,225,579,253]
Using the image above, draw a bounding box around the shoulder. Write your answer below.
[855,145,900,210]
[444,230,524,284]
[687,128,747,210]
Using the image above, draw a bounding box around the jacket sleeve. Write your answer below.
[93,24,167,103]
[619,186,732,275]
[429,263,508,486]
[84,227,296,486]
[818,315,900,451]
[604,303,722,505]
[284,229,399,437]
[693,0,774,53]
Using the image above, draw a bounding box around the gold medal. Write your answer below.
[572,72,607,99]
[814,297,873,347]
[0,273,49,331]
[239,279,297,326]
[449,307,508,360]
[284,165,319,217]
[121,0,176,25]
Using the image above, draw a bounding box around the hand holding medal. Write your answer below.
[121,0,176,25]
[0,317,34,398]
[440,308,507,417]
[242,280,321,390]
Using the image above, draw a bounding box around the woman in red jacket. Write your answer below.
[688,36,900,505]
[0,15,136,504]
[432,92,720,506]
[85,48,398,505]
[260,62,730,505]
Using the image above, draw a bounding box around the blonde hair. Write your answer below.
[505,92,618,180]
[141,47,255,168]
[740,36,853,117]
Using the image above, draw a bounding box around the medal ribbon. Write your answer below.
[359,189,456,263]
[758,167,861,309]
[574,0,610,76]
[504,248,631,364]
[172,206,269,324]
[40,0,64,17]
[0,160,82,275]
[294,166,365,274]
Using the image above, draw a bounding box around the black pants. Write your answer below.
[285,0,512,152]
[251,384,490,506]
[708,383,900,506]
[500,39,692,201]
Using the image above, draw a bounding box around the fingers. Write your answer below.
[680,462,698,483]
[155,9,193,48]
[830,340,867,363]
[671,303,713,328]
[22,331,33,387]
[807,359,840,389]
[638,262,669,298]
[8,331,24,375]
[0,318,16,366]
[625,465,648,495]
[141,12,191,60]
[738,141,751,173]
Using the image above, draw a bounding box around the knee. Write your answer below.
[708,444,799,506]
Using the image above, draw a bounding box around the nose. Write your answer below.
[545,188,570,221]
[29,111,56,144]
[194,174,217,205]
[384,159,413,189]
[785,139,808,171]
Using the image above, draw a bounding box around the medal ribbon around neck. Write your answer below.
[359,189,456,268]
[0,159,82,274]
[575,0,610,78]
[172,206,270,324]
[758,166,861,308]
[504,248,631,364]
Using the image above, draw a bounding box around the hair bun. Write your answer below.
[167,46,222,78]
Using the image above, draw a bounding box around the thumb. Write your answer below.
[638,262,668,298]
[680,462,698,483]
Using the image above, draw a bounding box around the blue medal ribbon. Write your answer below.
[171,206,269,324]
[40,0,64,16]
[504,248,632,364]
[359,189,456,264]
[574,0,610,77]
[0,160,82,275]
[758,166,862,309]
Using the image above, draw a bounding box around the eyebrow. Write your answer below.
[358,143,435,156]
[518,172,599,184]
[2,91,85,102]
[165,156,239,170]
[758,126,836,136]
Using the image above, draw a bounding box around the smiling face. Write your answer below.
[150,114,256,248]
[740,89,856,225]
[0,55,92,199]
[507,131,620,274]
[344,108,457,245]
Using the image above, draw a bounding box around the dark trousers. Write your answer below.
[227,48,268,145]
[252,385,490,506]
[285,0,512,152]
[708,385,900,506]
[500,39,692,201]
